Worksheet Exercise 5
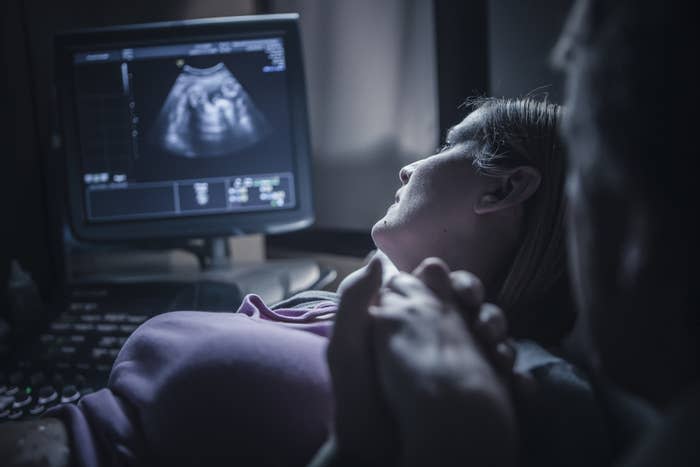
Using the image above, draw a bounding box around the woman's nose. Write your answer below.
[399,162,418,184]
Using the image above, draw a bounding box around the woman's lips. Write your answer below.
[387,188,403,210]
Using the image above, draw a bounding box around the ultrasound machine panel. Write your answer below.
[0,14,316,423]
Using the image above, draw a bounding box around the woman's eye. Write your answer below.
[435,143,451,154]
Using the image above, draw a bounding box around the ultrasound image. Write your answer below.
[149,63,268,158]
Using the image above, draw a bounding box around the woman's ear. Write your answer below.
[474,166,541,215]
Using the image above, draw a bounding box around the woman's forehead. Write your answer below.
[446,108,488,145]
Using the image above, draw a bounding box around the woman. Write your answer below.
[317,97,608,466]
[351,96,573,345]
[2,97,604,467]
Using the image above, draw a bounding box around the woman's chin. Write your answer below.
[371,221,403,268]
[371,216,391,245]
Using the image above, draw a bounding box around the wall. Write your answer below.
[271,0,439,230]
[488,0,573,103]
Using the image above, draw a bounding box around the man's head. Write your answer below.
[555,0,697,405]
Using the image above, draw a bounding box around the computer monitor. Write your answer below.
[53,14,314,243]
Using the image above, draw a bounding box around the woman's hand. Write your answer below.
[371,258,518,467]
[326,257,399,465]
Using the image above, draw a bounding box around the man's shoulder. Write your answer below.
[513,340,614,467]
[620,386,700,467]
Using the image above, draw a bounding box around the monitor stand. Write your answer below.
[187,237,331,303]
[67,237,334,305]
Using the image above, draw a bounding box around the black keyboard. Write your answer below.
[1,280,241,423]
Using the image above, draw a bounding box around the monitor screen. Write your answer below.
[54,15,313,241]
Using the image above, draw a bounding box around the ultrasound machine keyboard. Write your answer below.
[0,281,238,423]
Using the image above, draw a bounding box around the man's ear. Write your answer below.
[474,166,541,214]
[617,203,650,290]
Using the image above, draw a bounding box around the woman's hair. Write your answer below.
[457,96,573,344]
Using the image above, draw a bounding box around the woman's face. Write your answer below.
[372,137,519,283]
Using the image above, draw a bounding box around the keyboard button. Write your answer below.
[119,324,138,334]
[61,385,80,403]
[29,404,46,416]
[96,364,111,373]
[73,323,95,332]
[50,322,71,332]
[70,302,98,312]
[6,386,20,396]
[8,409,24,420]
[0,409,9,419]
[92,348,109,360]
[126,315,148,324]
[0,395,14,411]
[13,392,32,409]
[0,385,7,395]
[97,324,118,333]
[104,313,127,323]
[59,346,78,355]
[37,386,58,405]
[69,335,86,343]
[98,336,119,347]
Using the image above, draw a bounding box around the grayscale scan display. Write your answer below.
[73,35,297,222]
[150,63,268,158]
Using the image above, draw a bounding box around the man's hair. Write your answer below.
[457,97,573,345]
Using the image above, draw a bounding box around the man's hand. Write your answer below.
[370,258,518,467]
[326,257,399,465]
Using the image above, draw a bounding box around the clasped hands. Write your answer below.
[327,256,522,467]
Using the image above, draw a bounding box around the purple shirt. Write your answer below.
[46,292,613,467]
[46,294,338,467]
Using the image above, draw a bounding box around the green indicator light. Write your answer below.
[26,387,32,394]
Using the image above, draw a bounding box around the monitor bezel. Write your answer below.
[54,14,314,241]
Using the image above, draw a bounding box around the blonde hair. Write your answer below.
[460,97,572,344]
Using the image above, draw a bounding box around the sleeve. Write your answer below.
[271,290,340,310]
[513,340,613,467]
[617,395,700,467]
[45,310,332,467]
[306,436,384,467]
[306,436,343,467]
